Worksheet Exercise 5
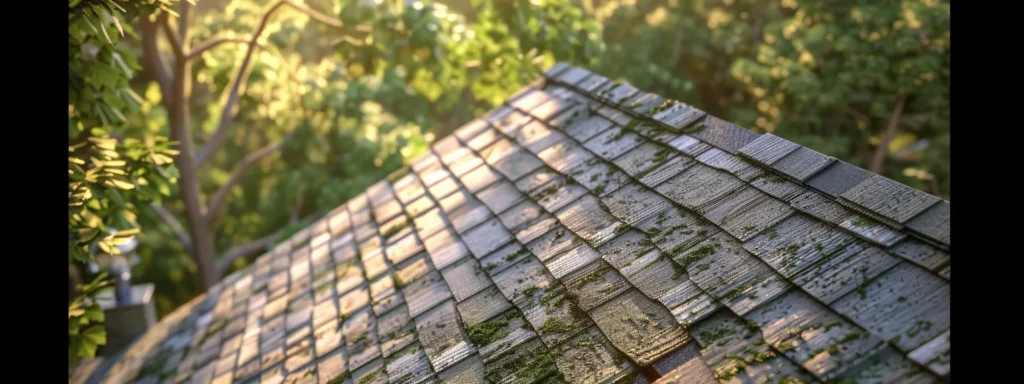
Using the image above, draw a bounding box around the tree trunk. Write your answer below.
[869,95,908,174]
[171,62,219,290]
[167,3,219,290]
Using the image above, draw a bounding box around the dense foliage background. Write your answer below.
[69,0,949,365]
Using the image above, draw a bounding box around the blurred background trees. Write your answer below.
[72,0,949,330]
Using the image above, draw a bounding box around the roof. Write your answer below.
[84,63,951,384]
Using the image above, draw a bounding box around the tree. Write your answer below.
[135,0,603,292]
[136,0,348,289]
[68,0,181,371]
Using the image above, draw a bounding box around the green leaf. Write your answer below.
[85,303,105,323]
[105,188,125,206]
[110,14,124,37]
[82,325,107,346]
[114,228,140,237]
[103,178,136,190]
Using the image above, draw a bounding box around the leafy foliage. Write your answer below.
[68,0,180,371]
[68,274,112,369]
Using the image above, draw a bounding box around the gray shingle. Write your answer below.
[555,194,625,247]
[904,200,950,245]
[655,164,747,212]
[490,108,533,137]
[490,147,546,181]
[743,214,863,279]
[563,114,615,143]
[440,257,493,302]
[483,338,560,384]
[414,300,475,372]
[514,119,569,154]
[461,218,514,259]
[574,72,610,93]
[745,289,886,381]
[805,160,874,198]
[477,180,526,214]
[561,260,630,312]
[583,125,648,160]
[529,97,577,123]
[666,134,712,157]
[436,354,486,383]
[454,119,491,143]
[838,214,907,247]
[553,66,592,86]
[695,147,758,175]
[531,179,589,213]
[652,101,706,131]
[690,310,815,384]
[600,182,674,226]
[830,262,950,352]
[456,286,513,328]
[673,233,790,316]
[888,238,950,276]
[509,89,555,112]
[738,133,800,165]
[791,246,901,304]
[836,346,941,384]
[688,115,761,154]
[594,81,639,105]
[771,146,835,181]
[590,289,690,366]
[906,330,950,377]
[551,326,634,384]
[702,187,794,241]
[544,62,571,78]
[624,92,667,116]
[840,174,941,224]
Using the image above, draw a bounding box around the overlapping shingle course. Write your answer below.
[84,64,950,384]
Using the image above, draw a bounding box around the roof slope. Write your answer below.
[87,63,950,384]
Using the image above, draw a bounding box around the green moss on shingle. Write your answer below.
[677,243,721,268]
[538,317,575,335]
[578,268,610,286]
[357,367,383,384]
[852,216,872,227]
[466,317,510,346]
[504,248,528,262]
[326,372,352,384]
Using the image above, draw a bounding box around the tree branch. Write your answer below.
[844,107,872,123]
[160,15,184,59]
[150,203,194,254]
[205,130,298,223]
[139,15,173,106]
[290,185,305,223]
[193,0,342,168]
[216,231,278,274]
[869,95,909,173]
[178,0,192,45]
[187,37,266,61]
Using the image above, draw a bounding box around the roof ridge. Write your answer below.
[539,62,949,250]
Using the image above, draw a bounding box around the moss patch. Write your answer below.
[538,317,575,335]
[466,317,510,346]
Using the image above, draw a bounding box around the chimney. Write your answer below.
[90,227,157,355]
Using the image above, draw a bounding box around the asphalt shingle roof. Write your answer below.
[84,63,950,384]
